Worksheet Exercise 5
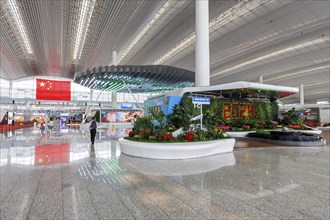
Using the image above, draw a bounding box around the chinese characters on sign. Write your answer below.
[223,102,254,119]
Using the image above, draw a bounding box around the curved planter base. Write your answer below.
[247,137,326,146]
[119,138,236,159]
[227,129,322,138]
[226,131,255,137]
[247,131,326,146]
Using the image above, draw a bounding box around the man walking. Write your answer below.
[89,117,97,145]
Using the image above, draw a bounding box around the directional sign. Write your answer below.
[121,103,133,109]
[192,97,210,105]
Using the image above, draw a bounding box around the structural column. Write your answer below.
[9,80,13,99]
[111,92,117,107]
[112,51,117,65]
[195,0,210,87]
[300,84,304,106]
[112,51,118,107]
[259,76,263,84]
[89,89,93,101]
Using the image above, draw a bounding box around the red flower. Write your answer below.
[128,131,134,137]
[244,125,250,129]
[163,133,174,140]
[184,133,195,141]
[139,129,145,135]
[146,128,153,135]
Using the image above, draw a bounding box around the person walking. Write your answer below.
[89,116,97,145]
[131,115,137,127]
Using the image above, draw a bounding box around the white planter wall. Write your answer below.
[119,138,236,159]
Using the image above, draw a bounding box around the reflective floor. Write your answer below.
[0,127,329,220]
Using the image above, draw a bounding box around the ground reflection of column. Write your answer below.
[7,142,13,165]
[119,153,236,176]
[111,140,117,159]
[89,145,96,170]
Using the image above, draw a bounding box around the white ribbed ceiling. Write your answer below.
[0,0,329,104]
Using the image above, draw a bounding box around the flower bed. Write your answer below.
[119,109,237,159]
[119,138,236,159]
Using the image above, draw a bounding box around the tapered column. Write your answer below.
[112,51,117,65]
[111,92,117,106]
[259,76,263,83]
[9,80,13,98]
[112,51,118,106]
[195,0,210,87]
[300,84,304,105]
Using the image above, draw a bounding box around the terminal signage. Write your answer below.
[192,97,210,105]
[121,103,133,109]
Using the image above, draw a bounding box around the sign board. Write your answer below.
[192,97,210,129]
[121,103,133,109]
[192,97,210,105]
[144,96,182,117]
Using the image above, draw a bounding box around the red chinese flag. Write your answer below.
[36,78,71,100]
[34,144,70,166]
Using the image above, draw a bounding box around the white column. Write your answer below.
[112,51,118,106]
[112,51,117,66]
[195,0,210,87]
[9,80,13,98]
[300,84,304,106]
[112,92,117,107]
[259,76,263,84]
[89,89,93,101]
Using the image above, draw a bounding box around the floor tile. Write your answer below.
[0,128,329,220]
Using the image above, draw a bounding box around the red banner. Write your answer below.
[36,79,71,100]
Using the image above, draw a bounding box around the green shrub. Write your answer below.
[231,118,245,128]
[133,117,153,133]
[150,109,166,129]
[203,109,224,130]
[167,104,193,130]
[282,108,303,125]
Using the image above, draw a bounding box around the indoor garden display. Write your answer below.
[126,109,226,143]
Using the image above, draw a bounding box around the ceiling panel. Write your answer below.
[0,0,329,104]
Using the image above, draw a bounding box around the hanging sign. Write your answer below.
[192,97,210,105]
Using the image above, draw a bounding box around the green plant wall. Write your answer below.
[169,98,279,128]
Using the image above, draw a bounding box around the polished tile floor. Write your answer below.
[0,127,329,220]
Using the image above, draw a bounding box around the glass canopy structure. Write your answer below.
[74,65,195,93]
